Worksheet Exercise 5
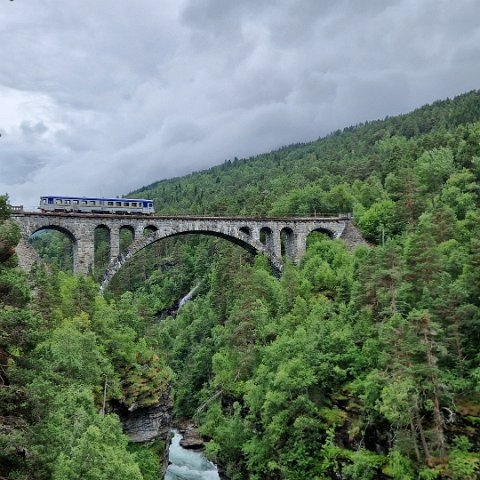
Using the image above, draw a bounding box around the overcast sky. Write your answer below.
[1,0,479,208]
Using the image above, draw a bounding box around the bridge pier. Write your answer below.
[271,231,282,260]
[293,232,307,263]
[134,224,144,240]
[110,226,120,264]
[76,235,95,275]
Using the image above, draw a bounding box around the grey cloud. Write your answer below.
[20,121,48,138]
[1,0,479,207]
[181,0,273,34]
[160,118,206,146]
[0,143,46,184]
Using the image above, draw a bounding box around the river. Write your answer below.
[165,431,220,480]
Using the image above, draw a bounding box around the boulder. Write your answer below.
[176,421,205,450]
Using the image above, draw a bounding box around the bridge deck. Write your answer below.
[15,211,351,222]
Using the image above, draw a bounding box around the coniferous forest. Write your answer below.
[1,90,480,479]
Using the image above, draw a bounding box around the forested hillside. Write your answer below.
[1,90,480,479]
[132,90,480,479]
[133,90,480,223]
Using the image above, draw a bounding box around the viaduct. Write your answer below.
[11,212,367,290]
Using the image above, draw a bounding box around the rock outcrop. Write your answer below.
[14,238,44,272]
[339,221,370,250]
[116,389,173,443]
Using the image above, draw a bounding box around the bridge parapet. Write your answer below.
[9,205,24,213]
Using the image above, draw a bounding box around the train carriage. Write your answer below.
[39,196,154,215]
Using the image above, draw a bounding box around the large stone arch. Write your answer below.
[100,227,283,291]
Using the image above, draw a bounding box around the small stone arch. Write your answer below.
[94,224,111,274]
[306,227,337,252]
[280,227,295,260]
[143,225,158,236]
[119,225,135,251]
[259,226,273,251]
[239,226,251,236]
[308,227,336,239]
[120,224,135,236]
[30,224,76,242]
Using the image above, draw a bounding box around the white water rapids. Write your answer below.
[178,284,200,309]
[165,431,220,480]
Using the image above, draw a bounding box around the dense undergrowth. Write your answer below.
[2,90,480,478]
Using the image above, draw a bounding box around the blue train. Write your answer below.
[39,196,155,215]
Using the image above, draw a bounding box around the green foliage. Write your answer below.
[446,436,480,480]
[52,415,143,480]
[34,316,112,385]
[384,450,416,479]
[0,220,20,253]
[0,194,12,221]
[0,231,172,478]
[136,91,480,480]
[342,449,384,480]
[30,230,74,272]
[128,440,164,480]
[415,147,455,198]
[131,91,480,220]
[355,199,402,242]
[94,226,110,278]
[270,183,353,216]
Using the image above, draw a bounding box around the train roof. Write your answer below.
[40,195,154,202]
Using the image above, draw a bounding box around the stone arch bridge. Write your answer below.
[11,212,366,289]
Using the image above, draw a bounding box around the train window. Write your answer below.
[73,200,79,205]
[148,203,153,208]
[55,199,62,205]
[41,198,47,204]
[89,201,96,205]
[65,200,71,205]
[116,201,122,206]
[107,201,114,206]
[131,202,137,207]
[123,202,129,206]
[81,200,87,205]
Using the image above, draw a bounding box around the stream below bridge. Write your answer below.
[163,288,220,479]
[165,430,220,480]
